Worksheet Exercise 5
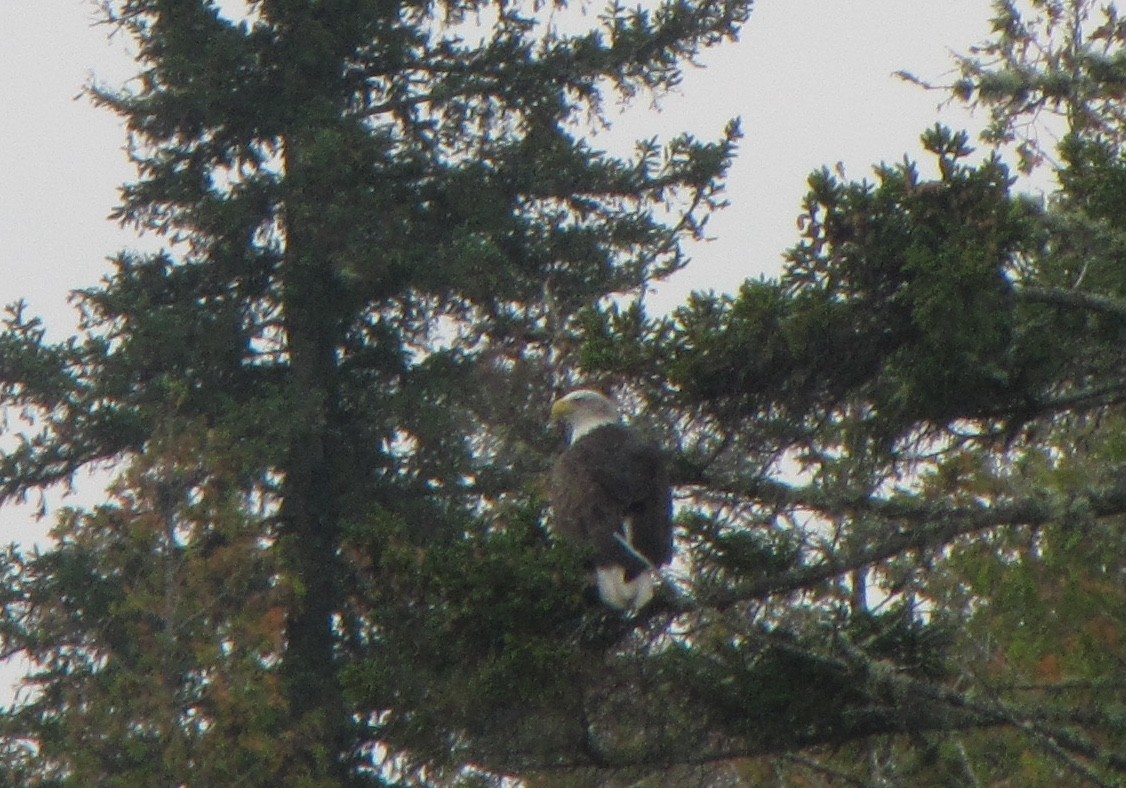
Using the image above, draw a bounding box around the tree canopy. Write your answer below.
[0,0,1123,785]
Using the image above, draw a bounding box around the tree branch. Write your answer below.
[782,752,869,786]
[832,634,1126,781]
[1018,285,1126,321]
[683,476,1126,605]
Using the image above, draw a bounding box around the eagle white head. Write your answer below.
[550,389,620,444]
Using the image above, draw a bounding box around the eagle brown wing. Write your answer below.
[550,424,672,579]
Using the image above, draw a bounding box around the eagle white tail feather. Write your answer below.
[595,565,655,613]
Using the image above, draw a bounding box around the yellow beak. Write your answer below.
[550,398,573,422]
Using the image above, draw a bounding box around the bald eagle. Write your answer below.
[549,390,672,613]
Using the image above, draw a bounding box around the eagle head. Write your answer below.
[550,389,620,444]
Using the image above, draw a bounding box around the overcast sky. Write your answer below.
[1,2,1002,330]
[0,0,1009,698]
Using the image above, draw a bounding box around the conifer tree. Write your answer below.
[581,1,1125,782]
[0,0,745,782]
[2,0,1124,785]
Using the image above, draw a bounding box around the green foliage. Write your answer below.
[946,0,1126,170]
[0,424,294,786]
[662,638,865,741]
[2,0,1125,785]
[1060,135,1126,225]
[659,126,1063,438]
[563,7,1126,780]
[0,0,750,783]
[343,503,592,772]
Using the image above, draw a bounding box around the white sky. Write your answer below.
[0,2,1001,331]
[0,0,1010,701]
[617,1,1004,310]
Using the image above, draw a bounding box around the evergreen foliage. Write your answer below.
[0,0,1123,784]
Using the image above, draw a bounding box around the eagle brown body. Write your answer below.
[549,390,672,612]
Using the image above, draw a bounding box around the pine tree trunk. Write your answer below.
[278,130,351,781]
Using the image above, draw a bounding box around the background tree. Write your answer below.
[577,0,1125,782]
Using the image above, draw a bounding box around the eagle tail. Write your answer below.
[595,565,656,614]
